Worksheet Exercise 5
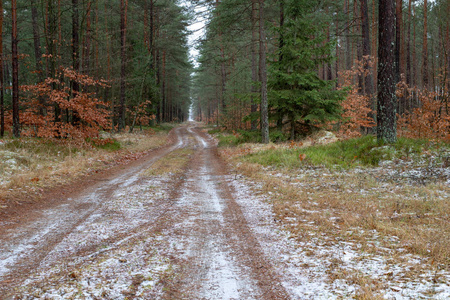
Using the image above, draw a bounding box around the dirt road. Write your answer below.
[0,125,288,299]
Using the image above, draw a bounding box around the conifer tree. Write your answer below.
[269,0,344,139]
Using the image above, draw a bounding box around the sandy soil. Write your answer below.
[0,124,289,299]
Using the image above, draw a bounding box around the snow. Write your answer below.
[229,175,450,299]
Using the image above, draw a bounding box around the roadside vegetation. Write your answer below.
[0,125,173,210]
[215,128,449,298]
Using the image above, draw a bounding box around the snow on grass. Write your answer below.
[228,174,450,299]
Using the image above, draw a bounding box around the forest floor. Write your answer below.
[0,123,449,299]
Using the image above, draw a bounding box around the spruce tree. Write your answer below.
[269,0,344,139]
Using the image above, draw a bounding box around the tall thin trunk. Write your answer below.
[83,0,92,75]
[162,50,166,122]
[447,9,450,94]
[259,0,269,143]
[335,12,339,88]
[377,0,397,143]
[422,0,428,89]
[0,0,3,137]
[215,0,226,112]
[276,0,284,130]
[12,0,20,137]
[72,0,80,126]
[119,0,128,130]
[361,0,373,95]
[412,4,417,87]
[372,0,377,89]
[251,0,258,130]
[395,0,402,83]
[150,0,155,70]
[355,0,363,90]
[344,0,352,70]
[406,0,412,86]
[31,0,46,116]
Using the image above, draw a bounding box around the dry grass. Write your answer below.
[220,141,449,295]
[143,148,194,177]
[0,129,169,207]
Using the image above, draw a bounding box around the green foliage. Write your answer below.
[87,138,121,151]
[216,129,288,146]
[3,139,80,157]
[217,134,240,147]
[269,0,345,133]
[241,136,449,169]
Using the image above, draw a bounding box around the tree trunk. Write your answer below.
[0,0,3,137]
[250,0,258,131]
[412,5,417,88]
[12,0,20,138]
[360,0,373,91]
[447,8,450,94]
[344,0,352,70]
[422,0,428,89]
[83,0,92,75]
[259,0,269,143]
[31,0,46,116]
[377,0,397,143]
[406,0,412,86]
[395,0,402,83]
[276,0,284,130]
[72,0,80,126]
[119,0,128,131]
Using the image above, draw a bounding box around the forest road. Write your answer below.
[0,124,289,299]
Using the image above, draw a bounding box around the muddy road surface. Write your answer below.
[0,125,289,299]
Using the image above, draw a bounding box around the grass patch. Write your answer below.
[220,134,449,295]
[215,129,288,147]
[241,135,449,169]
[0,127,171,206]
[87,138,121,151]
[143,148,193,177]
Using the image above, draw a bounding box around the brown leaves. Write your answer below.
[18,66,112,140]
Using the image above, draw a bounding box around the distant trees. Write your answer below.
[194,0,449,143]
[0,0,192,139]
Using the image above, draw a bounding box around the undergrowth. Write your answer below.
[0,127,170,206]
[240,135,448,169]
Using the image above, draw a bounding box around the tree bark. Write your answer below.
[360,0,373,90]
[412,5,417,87]
[83,0,92,75]
[259,0,269,143]
[250,0,258,131]
[344,0,352,70]
[31,0,46,116]
[276,0,284,130]
[422,0,428,89]
[406,0,412,86]
[12,0,20,138]
[377,0,397,143]
[0,0,3,137]
[72,0,80,126]
[395,0,402,83]
[119,0,128,130]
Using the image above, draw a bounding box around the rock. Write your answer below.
[316,131,338,145]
